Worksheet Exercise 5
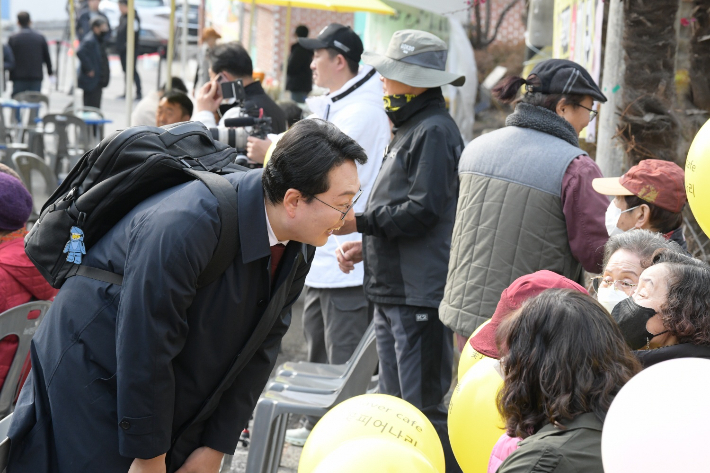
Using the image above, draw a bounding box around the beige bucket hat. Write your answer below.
[362,30,465,88]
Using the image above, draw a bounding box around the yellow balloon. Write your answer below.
[686,119,710,235]
[458,319,492,380]
[299,394,445,473]
[312,437,439,473]
[448,356,506,473]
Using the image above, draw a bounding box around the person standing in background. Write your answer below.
[77,18,110,108]
[336,30,466,473]
[285,25,313,103]
[76,0,111,40]
[116,0,142,100]
[193,27,221,92]
[8,12,53,97]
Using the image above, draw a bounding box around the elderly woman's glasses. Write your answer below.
[313,189,363,221]
[591,276,636,293]
[578,103,598,120]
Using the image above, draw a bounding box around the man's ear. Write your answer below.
[634,204,651,229]
[335,54,347,73]
[282,188,302,218]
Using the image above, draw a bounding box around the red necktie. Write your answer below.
[270,243,286,282]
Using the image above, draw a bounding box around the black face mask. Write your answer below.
[611,297,668,350]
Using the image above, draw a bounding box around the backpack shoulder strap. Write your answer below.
[67,169,245,288]
[184,169,243,288]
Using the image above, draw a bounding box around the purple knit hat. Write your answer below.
[0,173,33,231]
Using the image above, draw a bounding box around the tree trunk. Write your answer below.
[689,0,710,111]
[618,0,680,167]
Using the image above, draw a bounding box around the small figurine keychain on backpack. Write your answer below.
[63,226,86,264]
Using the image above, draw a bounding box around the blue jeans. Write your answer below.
[12,79,42,98]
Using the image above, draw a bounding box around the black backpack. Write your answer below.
[25,121,247,289]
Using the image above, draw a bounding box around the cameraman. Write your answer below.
[193,42,287,133]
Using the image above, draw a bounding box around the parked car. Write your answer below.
[99,0,198,56]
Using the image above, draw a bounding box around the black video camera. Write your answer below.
[208,79,273,168]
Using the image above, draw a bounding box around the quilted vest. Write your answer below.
[439,126,585,337]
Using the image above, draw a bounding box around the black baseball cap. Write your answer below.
[526,59,607,103]
[298,23,363,63]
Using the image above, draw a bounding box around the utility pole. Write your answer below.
[596,0,625,177]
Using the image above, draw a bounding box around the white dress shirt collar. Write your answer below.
[264,202,290,247]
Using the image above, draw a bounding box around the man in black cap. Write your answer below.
[252,22,390,448]
[439,58,610,353]
[336,29,465,473]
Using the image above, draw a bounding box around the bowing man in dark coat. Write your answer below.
[7,119,366,473]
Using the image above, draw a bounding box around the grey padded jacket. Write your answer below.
[440,106,587,337]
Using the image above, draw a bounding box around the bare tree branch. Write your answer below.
[483,0,522,48]
[468,0,523,49]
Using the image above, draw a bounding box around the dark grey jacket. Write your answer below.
[8,170,314,472]
[356,88,463,308]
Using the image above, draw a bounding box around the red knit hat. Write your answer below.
[470,270,589,359]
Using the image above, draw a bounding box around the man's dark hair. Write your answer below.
[263,119,367,204]
[17,12,30,28]
[160,77,187,93]
[90,17,107,29]
[295,25,309,38]
[210,42,253,78]
[326,48,358,76]
[162,90,194,118]
[496,289,640,439]
[651,250,710,345]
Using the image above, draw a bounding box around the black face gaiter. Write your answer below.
[611,298,666,350]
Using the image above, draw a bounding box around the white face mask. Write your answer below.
[604,201,640,237]
[597,286,630,313]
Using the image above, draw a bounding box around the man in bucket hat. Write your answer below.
[336,30,465,473]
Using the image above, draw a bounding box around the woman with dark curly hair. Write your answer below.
[495,289,640,473]
[613,249,710,367]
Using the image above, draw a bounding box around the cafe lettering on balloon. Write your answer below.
[298,394,444,473]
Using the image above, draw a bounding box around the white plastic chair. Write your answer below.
[0,301,51,418]
[245,324,378,473]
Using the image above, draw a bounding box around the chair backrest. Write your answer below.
[12,151,59,219]
[13,92,50,124]
[0,301,51,417]
[332,322,379,403]
[42,114,91,173]
[0,412,12,471]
